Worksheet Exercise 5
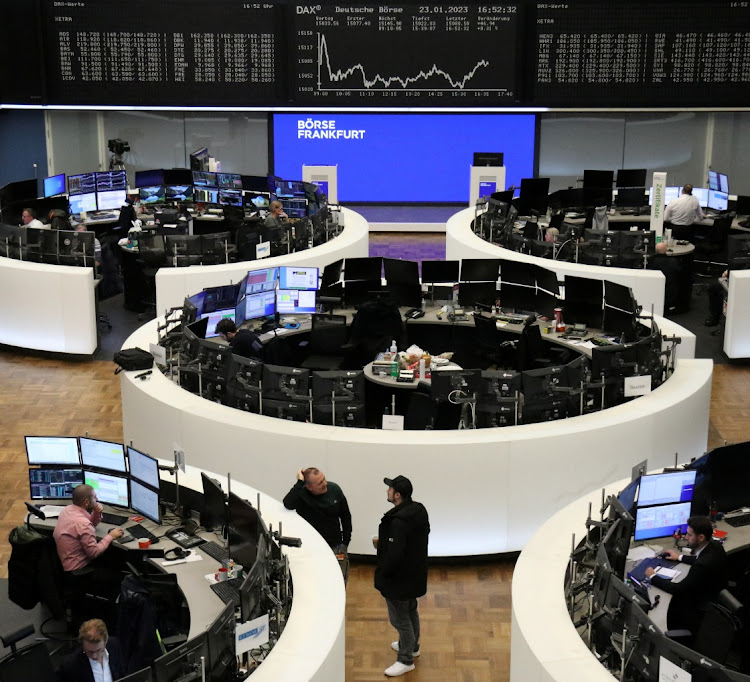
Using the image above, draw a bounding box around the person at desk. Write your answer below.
[56,618,126,682]
[646,515,728,632]
[215,318,264,360]
[705,270,729,327]
[21,207,46,229]
[263,200,288,228]
[664,185,707,232]
[283,467,352,580]
[651,241,686,314]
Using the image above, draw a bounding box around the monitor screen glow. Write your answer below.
[201,308,236,338]
[708,190,728,211]
[97,189,127,211]
[127,446,160,489]
[69,192,97,214]
[243,290,276,320]
[130,479,160,524]
[83,470,129,508]
[29,468,84,500]
[139,186,166,204]
[637,470,697,507]
[634,501,692,542]
[43,173,66,197]
[691,187,709,208]
[277,289,317,315]
[79,437,127,473]
[25,436,81,466]
[279,266,319,290]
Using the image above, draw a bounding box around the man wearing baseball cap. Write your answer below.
[375,475,430,677]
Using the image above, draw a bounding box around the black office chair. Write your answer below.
[515,323,569,371]
[0,639,56,682]
[164,235,201,267]
[300,314,349,371]
[473,313,514,369]
[236,220,262,261]
[693,214,733,282]
[200,231,235,265]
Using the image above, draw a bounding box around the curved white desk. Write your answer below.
[0,255,97,354]
[445,207,667,318]
[155,207,369,313]
[724,270,750,359]
[122,318,711,558]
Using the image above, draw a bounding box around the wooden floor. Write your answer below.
[0,350,747,681]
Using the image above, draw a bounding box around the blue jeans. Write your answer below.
[386,598,420,664]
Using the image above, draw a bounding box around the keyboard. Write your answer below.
[200,540,229,563]
[101,512,129,525]
[126,524,158,542]
[628,556,676,583]
[210,578,241,607]
[725,513,750,527]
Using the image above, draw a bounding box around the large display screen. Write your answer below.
[273,113,536,203]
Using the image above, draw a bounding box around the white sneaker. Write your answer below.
[391,642,420,657]
[384,661,416,677]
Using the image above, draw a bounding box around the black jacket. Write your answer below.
[650,540,728,631]
[375,500,430,600]
[283,480,352,548]
[230,329,264,361]
[56,636,125,682]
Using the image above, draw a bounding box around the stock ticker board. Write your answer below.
[5,0,750,108]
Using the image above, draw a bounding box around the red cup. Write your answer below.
[215,567,229,582]
[138,538,151,549]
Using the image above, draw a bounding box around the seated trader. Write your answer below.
[283,467,352,563]
[263,200,288,229]
[53,484,124,573]
[650,241,685,314]
[57,618,125,682]
[705,269,729,327]
[21,207,46,229]
[215,318,263,360]
[646,515,728,632]
[664,185,706,237]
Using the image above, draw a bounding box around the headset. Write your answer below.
[164,546,190,561]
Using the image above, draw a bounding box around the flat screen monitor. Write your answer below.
[473,151,504,167]
[43,173,66,197]
[431,368,481,403]
[614,188,648,208]
[201,472,226,531]
[708,169,719,191]
[134,169,165,188]
[244,192,270,210]
[79,437,127,473]
[320,259,344,290]
[162,168,192,185]
[227,491,261,567]
[708,190,729,212]
[263,364,311,401]
[139,186,166,204]
[616,169,647,188]
[218,189,243,207]
[718,172,729,194]
[69,192,97,214]
[279,266,319,290]
[312,370,365,402]
[277,289,316,315]
[152,632,208,682]
[83,469,129,508]
[384,258,419,287]
[517,177,550,215]
[262,398,310,422]
[186,291,207,319]
[242,267,278,295]
[95,170,127,192]
[201,308,236,338]
[203,284,240,313]
[563,276,603,328]
[97,189,127,211]
[195,188,219,204]
[25,436,80,466]
[217,173,242,190]
[460,258,500,282]
[691,186,709,208]
[243,290,276,321]
[637,470,697,507]
[68,172,96,195]
[618,477,640,515]
[29,467,84,500]
[242,175,270,193]
[207,602,236,679]
[127,446,160,489]
[634,501,692,542]
[165,185,194,202]
[344,257,382,282]
[583,169,614,190]
[192,170,217,188]
[649,185,681,206]
[130,479,160,524]
[421,260,459,283]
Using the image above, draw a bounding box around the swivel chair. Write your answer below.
[300,314,349,371]
[0,626,55,682]
[473,313,514,369]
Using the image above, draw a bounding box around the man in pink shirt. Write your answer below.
[54,484,124,572]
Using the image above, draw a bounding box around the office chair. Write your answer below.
[135,233,166,318]
[236,220,262,261]
[165,234,201,267]
[200,231,235,265]
[693,214,733,282]
[0,640,56,682]
[515,323,569,371]
[300,313,349,371]
[473,313,514,369]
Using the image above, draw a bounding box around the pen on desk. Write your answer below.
[135,369,153,380]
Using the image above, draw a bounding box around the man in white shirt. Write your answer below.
[57,618,125,682]
[664,185,706,226]
[21,207,46,229]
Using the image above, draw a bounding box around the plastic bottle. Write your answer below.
[390,340,397,354]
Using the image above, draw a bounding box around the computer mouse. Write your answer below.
[150,537,161,545]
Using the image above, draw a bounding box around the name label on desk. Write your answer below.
[624,375,652,398]
[382,414,405,431]
[236,613,269,654]
[150,343,167,367]
[256,241,271,259]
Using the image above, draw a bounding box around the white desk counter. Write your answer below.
[0,255,97,354]
[155,207,369,314]
[122,318,711,558]
[446,207,667,318]
[724,270,750,359]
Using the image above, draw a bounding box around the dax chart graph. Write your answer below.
[291,3,522,106]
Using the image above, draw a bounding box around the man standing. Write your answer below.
[646,515,728,631]
[283,467,352,579]
[56,618,125,682]
[375,475,430,677]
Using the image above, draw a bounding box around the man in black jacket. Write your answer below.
[215,318,264,361]
[646,515,728,632]
[375,475,430,677]
[56,618,126,682]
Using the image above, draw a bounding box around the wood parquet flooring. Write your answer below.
[0,349,748,681]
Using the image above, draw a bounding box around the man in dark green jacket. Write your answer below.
[375,475,430,678]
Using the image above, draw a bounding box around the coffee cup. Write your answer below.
[138,538,151,549]
[215,567,229,582]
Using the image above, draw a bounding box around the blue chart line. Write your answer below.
[316,33,497,91]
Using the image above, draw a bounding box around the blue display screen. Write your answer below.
[44,173,66,197]
[273,114,536,203]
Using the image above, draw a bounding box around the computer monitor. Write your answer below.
[152,632,208,682]
[244,193,270,210]
[185,291,207,320]
[43,173,66,198]
[206,602,236,679]
[262,365,311,401]
[500,259,535,287]
[83,470,129,508]
[201,308,236,338]
[637,470,697,507]
[242,267,278,295]
[194,188,219,204]
[238,544,267,623]
[25,436,80,466]
[165,185,194,202]
[691,186,709,208]
[127,447,160,489]
[97,189,127,211]
[277,289,316,315]
[563,276,603,328]
[139,186,166,205]
[517,177,550,215]
[591,343,638,378]
[634,500,692,542]
[200,472,226,532]
[431,368,481,403]
[460,259,500,282]
[243,290,276,322]
[29,467,84,500]
[311,370,365,402]
[241,175,270,193]
[320,259,344,290]
[383,258,420,287]
[218,189,243,207]
[614,188,648,208]
[499,283,536,313]
[192,170,217,188]
[134,169,165,188]
[618,477,640,515]
[717,172,729,194]
[79,437,126,473]
[262,398,310,422]
[344,257,382,281]
[616,169,647,188]
[203,284,240,314]
[68,172,96,195]
[217,172,242,190]
[649,185,681,206]
[708,190,729,212]
[95,170,127,192]
[521,365,567,401]
[420,260,459,283]
[69,192,97,215]
[130,479,160,524]
[279,266,319,290]
[473,152,504,167]
[583,170,614,206]
[227,491,261,568]
[458,282,498,308]
[708,169,719,191]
